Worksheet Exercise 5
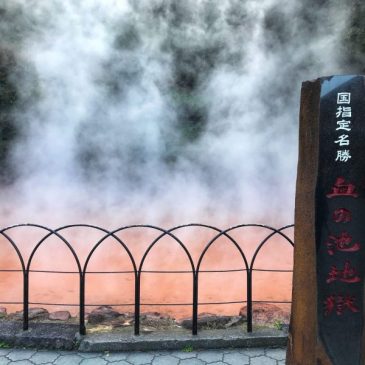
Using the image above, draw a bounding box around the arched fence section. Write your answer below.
[0,223,294,335]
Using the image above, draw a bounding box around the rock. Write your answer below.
[112,318,134,328]
[0,307,7,318]
[49,311,71,321]
[224,315,245,328]
[29,308,49,319]
[141,312,170,321]
[140,312,175,329]
[29,307,49,320]
[179,313,243,330]
[87,306,121,324]
[13,307,49,321]
[239,303,290,324]
[121,312,134,319]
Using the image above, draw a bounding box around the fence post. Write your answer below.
[246,270,252,332]
[23,270,29,330]
[192,272,198,335]
[79,274,86,335]
[134,274,140,335]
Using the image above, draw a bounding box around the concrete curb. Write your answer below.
[78,329,288,352]
[0,322,78,350]
[0,321,288,352]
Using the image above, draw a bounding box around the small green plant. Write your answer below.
[182,345,194,352]
[0,341,10,349]
[273,320,283,330]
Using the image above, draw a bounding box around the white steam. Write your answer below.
[0,0,350,227]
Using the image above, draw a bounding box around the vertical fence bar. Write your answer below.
[79,274,86,335]
[23,270,29,330]
[247,270,252,332]
[134,273,140,335]
[192,273,198,335]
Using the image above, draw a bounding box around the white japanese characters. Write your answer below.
[336,120,351,131]
[335,134,350,146]
[336,106,351,118]
[335,93,352,162]
[335,150,351,163]
[337,92,351,104]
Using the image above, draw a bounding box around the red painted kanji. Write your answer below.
[332,208,352,223]
[336,295,344,315]
[336,295,360,315]
[326,260,361,284]
[324,294,360,316]
[326,177,359,198]
[343,294,360,313]
[325,232,360,256]
[326,266,339,283]
[324,295,336,316]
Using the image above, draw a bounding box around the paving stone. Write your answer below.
[80,358,107,365]
[0,356,9,365]
[0,347,289,365]
[154,352,167,356]
[197,350,223,363]
[223,352,249,365]
[30,351,59,364]
[152,354,179,365]
[250,356,277,365]
[54,354,83,365]
[179,359,205,365]
[170,351,197,360]
[6,350,36,361]
[265,348,286,361]
[240,348,265,357]
[126,352,155,365]
[103,353,128,362]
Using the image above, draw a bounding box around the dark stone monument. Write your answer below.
[287,75,365,365]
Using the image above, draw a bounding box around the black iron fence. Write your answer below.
[0,223,294,335]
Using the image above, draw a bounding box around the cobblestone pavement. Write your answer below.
[0,347,286,364]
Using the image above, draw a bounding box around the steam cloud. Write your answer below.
[0,0,350,227]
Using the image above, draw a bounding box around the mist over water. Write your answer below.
[0,0,349,227]
[0,0,353,319]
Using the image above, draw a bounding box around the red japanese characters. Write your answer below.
[326,177,358,198]
[324,294,359,316]
[325,232,360,256]
[326,260,361,284]
[332,208,352,223]
[324,173,361,318]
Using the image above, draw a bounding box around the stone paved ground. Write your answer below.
[0,347,286,364]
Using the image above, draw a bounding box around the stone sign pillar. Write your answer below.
[287,75,365,365]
